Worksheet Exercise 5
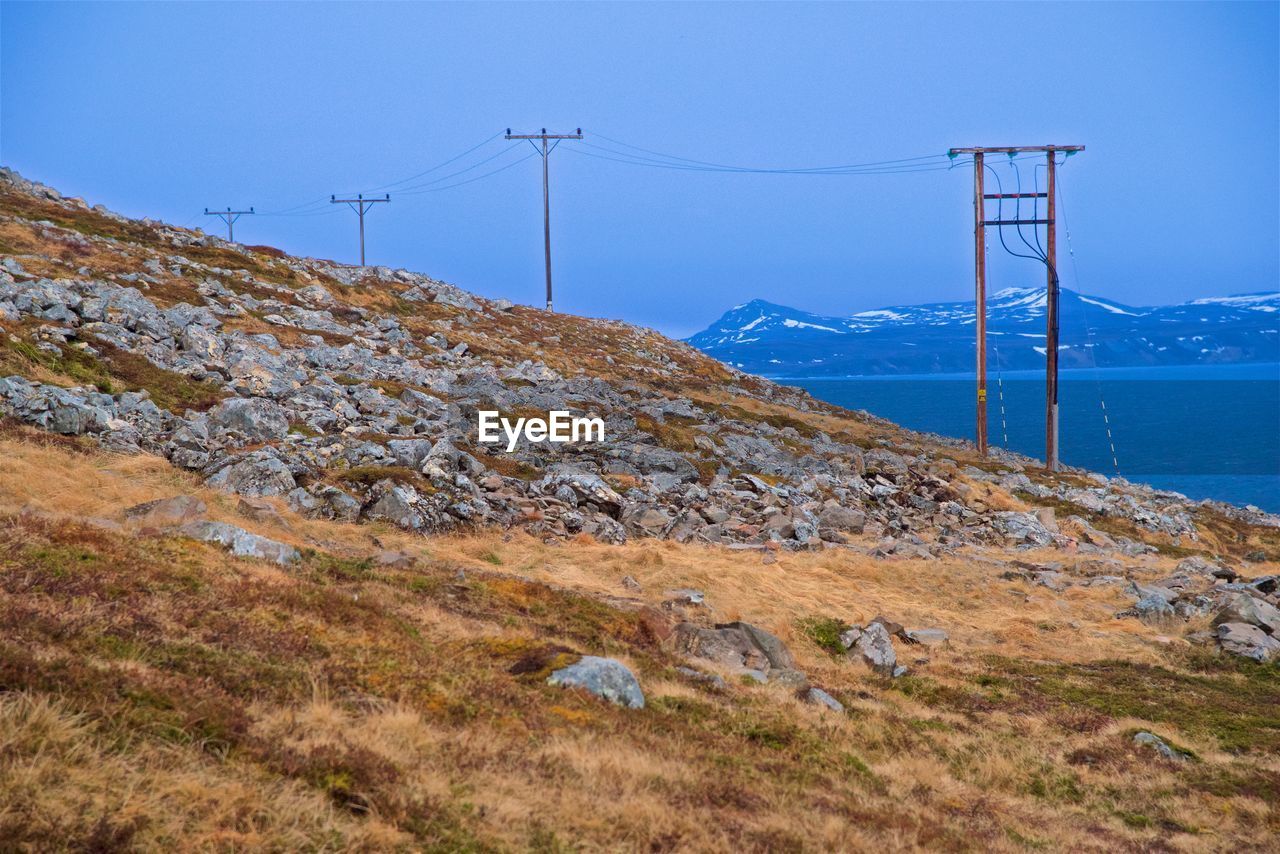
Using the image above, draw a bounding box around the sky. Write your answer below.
[2,2,1277,338]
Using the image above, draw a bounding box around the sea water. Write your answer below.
[787,363,1280,512]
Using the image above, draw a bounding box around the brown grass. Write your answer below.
[0,435,1275,850]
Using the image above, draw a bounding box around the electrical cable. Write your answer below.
[394,151,538,196]
[1056,166,1120,473]
[591,131,954,173]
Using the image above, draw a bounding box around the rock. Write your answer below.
[674,621,801,683]
[991,511,1057,547]
[1133,731,1189,762]
[850,622,897,676]
[1216,622,1280,662]
[663,588,705,607]
[1212,593,1280,635]
[547,656,645,709]
[1132,594,1177,625]
[124,495,207,528]
[208,397,290,442]
[904,628,949,647]
[363,481,425,530]
[620,575,642,592]
[676,666,727,692]
[207,451,297,497]
[177,520,299,565]
[801,686,845,713]
[818,500,866,534]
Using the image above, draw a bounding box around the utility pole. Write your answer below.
[504,127,582,311]
[948,145,1084,471]
[203,207,254,243]
[973,152,987,457]
[330,193,390,266]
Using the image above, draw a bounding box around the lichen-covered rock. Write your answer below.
[208,397,289,442]
[547,656,644,708]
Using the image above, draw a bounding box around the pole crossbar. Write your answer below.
[949,146,1085,154]
[982,218,1053,226]
[203,207,254,242]
[983,193,1046,199]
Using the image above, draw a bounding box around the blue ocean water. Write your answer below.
[786,363,1280,512]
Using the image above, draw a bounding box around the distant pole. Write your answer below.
[330,193,390,266]
[203,207,254,242]
[505,127,583,311]
[948,144,1084,471]
[1045,152,1060,472]
[973,152,988,457]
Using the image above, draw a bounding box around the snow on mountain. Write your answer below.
[687,289,1279,376]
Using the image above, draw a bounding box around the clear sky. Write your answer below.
[2,1,1276,337]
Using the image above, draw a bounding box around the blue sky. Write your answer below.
[2,1,1276,337]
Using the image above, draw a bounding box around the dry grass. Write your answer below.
[0,433,1276,850]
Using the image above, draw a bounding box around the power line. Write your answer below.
[570,141,968,175]
[395,151,537,196]
[361,131,507,193]
[590,131,955,173]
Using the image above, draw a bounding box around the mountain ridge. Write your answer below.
[688,287,1280,376]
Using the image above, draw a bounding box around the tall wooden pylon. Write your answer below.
[949,145,1084,470]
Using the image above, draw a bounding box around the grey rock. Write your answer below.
[801,687,845,713]
[363,481,425,530]
[1212,593,1280,635]
[547,656,645,709]
[1133,731,1189,762]
[207,451,297,497]
[1216,622,1280,662]
[676,666,727,692]
[208,397,289,442]
[674,620,798,682]
[850,622,897,676]
[177,520,299,565]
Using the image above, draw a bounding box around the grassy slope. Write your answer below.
[0,426,1276,851]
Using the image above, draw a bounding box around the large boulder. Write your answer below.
[207,451,297,497]
[1216,622,1280,662]
[674,621,803,684]
[841,622,899,676]
[208,397,290,442]
[362,481,425,530]
[547,656,645,708]
[1213,593,1280,635]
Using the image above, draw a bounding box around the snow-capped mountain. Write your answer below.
[687,288,1280,376]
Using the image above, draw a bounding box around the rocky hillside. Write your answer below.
[1,167,1279,850]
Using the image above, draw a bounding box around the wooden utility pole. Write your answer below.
[505,127,583,311]
[948,145,1084,470]
[203,207,254,243]
[1044,153,1059,472]
[973,152,988,457]
[330,194,390,266]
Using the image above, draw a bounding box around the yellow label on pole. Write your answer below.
[978,389,987,402]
